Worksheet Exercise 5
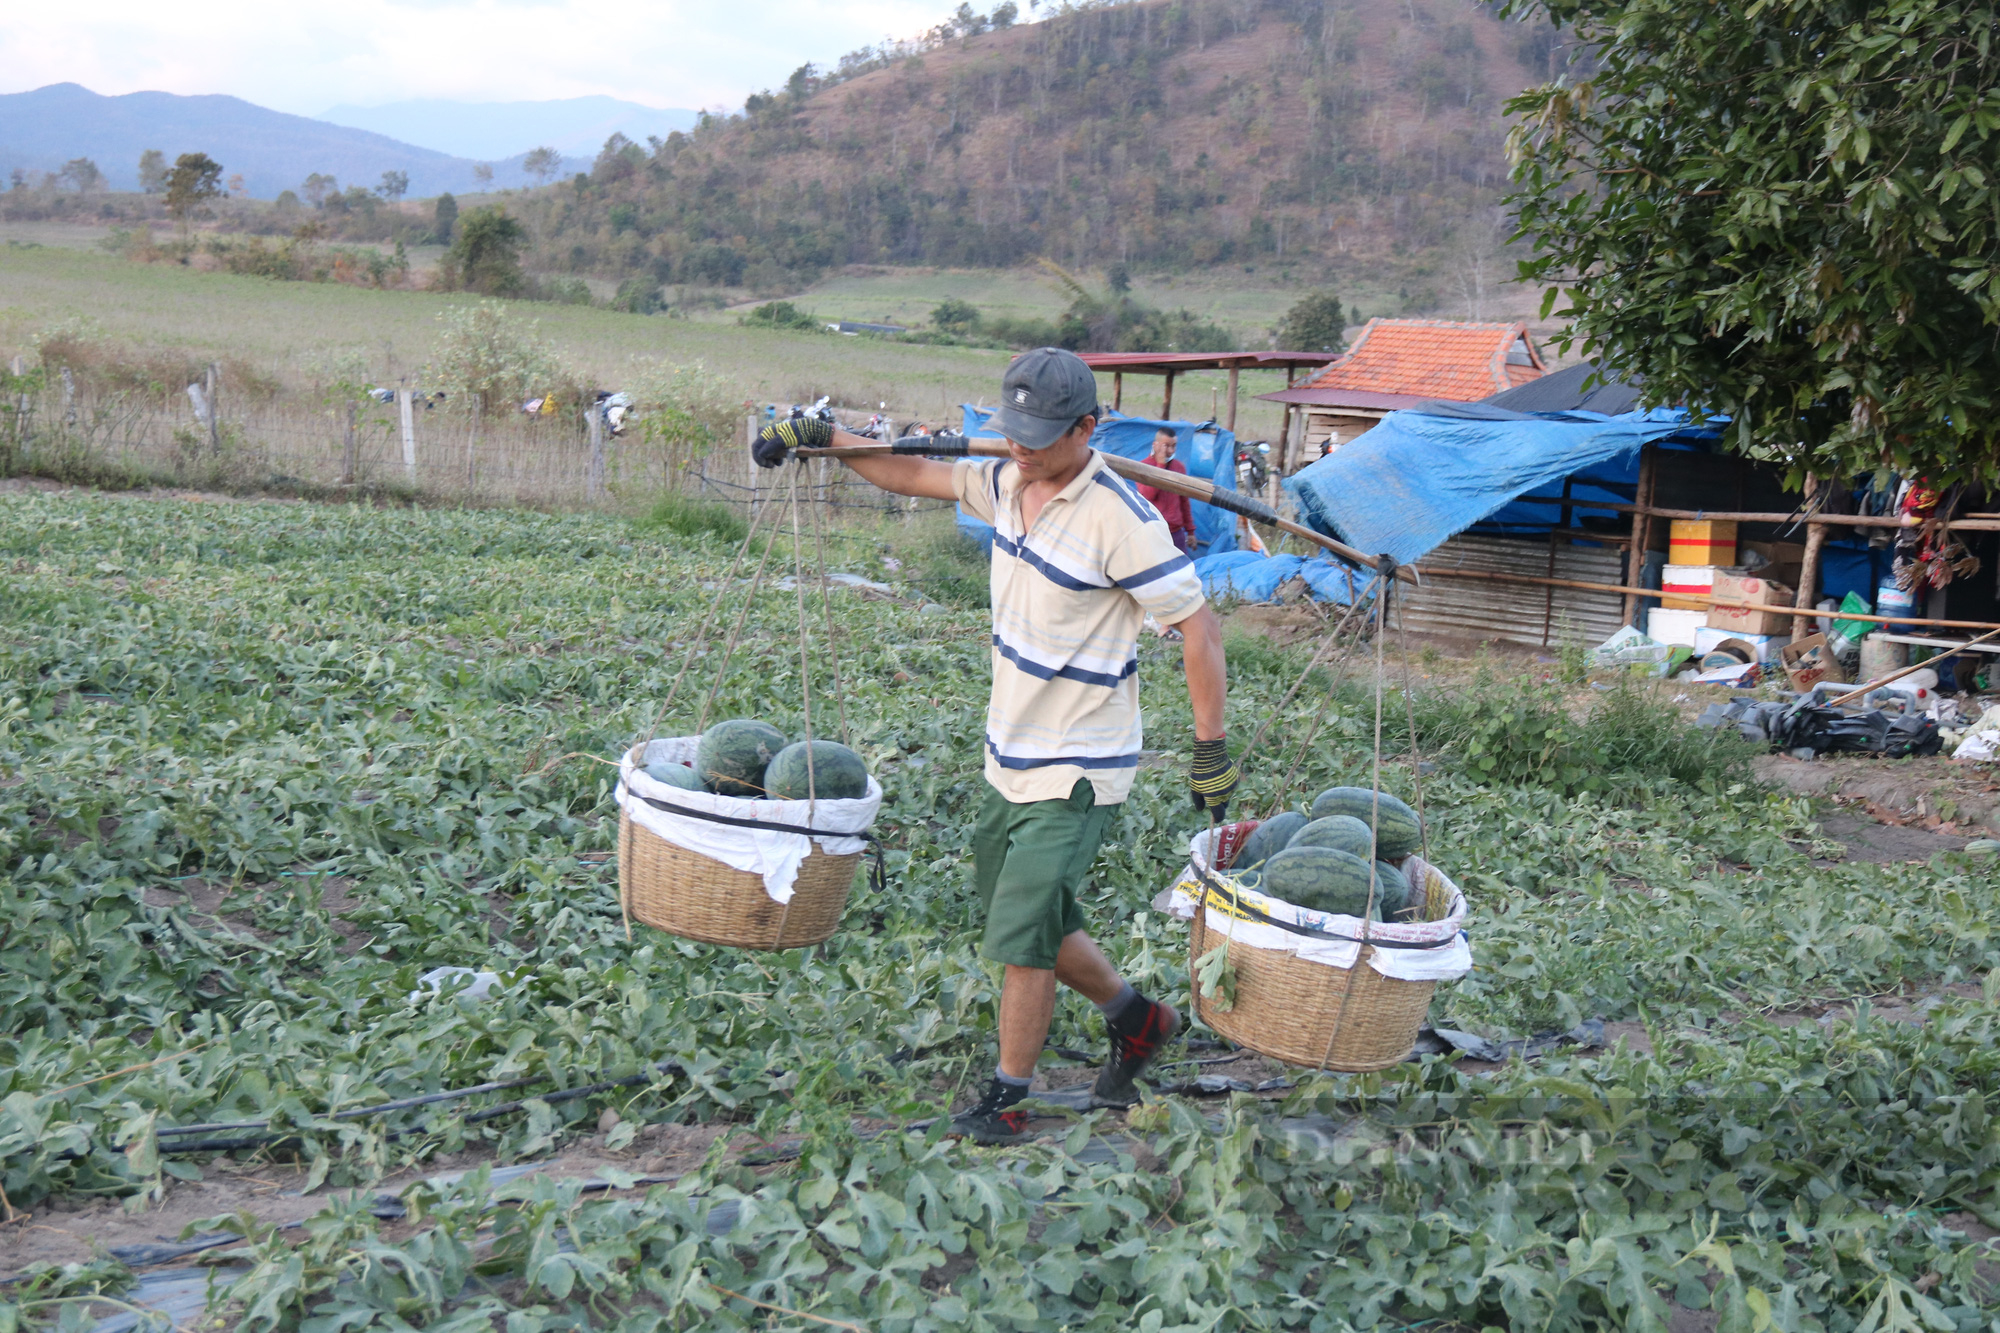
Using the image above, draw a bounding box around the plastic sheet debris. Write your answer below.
[409,966,504,1003]
[1592,625,1673,675]
[1696,699,1942,756]
[1411,1018,1607,1063]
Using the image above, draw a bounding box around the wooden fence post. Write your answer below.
[467,393,482,489]
[587,402,605,501]
[1225,366,1239,433]
[341,400,357,485]
[398,384,417,484]
[6,355,23,451]
[205,363,221,453]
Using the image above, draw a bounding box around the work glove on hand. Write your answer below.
[752,416,835,468]
[1188,737,1240,820]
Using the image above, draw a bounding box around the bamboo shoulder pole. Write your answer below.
[799,440,1414,580]
[794,438,2000,632]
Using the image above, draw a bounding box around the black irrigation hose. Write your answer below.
[153,1075,554,1138]
[151,1062,688,1155]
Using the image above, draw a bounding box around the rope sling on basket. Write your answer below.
[615,459,879,950]
[1161,557,1473,1071]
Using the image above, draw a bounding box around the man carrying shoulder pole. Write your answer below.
[754,348,1238,1143]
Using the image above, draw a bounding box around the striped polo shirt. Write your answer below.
[953,450,1206,805]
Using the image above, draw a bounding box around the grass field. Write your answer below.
[0,230,1566,448]
[3,486,1997,1330]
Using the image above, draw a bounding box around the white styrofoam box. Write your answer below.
[1661,563,1719,610]
[1646,608,1707,647]
[1693,626,1785,663]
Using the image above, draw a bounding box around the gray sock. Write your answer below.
[994,1067,1033,1088]
[1095,981,1139,1021]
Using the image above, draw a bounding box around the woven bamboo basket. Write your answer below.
[617,807,860,951]
[1188,904,1435,1070]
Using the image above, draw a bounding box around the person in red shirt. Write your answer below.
[1135,427,1195,554]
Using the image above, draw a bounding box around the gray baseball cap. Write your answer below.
[983,347,1100,450]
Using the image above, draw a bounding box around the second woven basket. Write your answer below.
[618,809,859,950]
[1188,905,1435,1070]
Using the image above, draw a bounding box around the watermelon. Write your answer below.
[696,719,788,797]
[643,760,704,791]
[1260,845,1396,919]
[1287,815,1376,859]
[1374,860,1413,919]
[1307,787,1424,860]
[1230,811,1307,871]
[763,739,870,801]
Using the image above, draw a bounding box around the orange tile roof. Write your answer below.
[1301,318,1547,402]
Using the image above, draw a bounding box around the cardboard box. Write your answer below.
[1705,571,1796,634]
[1693,626,1785,663]
[1740,539,1807,587]
[1646,607,1707,647]
[1670,519,1738,567]
[1661,563,1720,610]
[1781,633,1842,692]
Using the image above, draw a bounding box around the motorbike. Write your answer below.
[1236,440,1272,493]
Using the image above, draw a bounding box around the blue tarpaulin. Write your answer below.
[953,406,1240,558]
[1192,551,1368,605]
[1284,408,1722,566]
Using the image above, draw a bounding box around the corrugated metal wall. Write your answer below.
[1399,534,1627,648]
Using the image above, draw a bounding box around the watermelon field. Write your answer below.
[2,485,1998,1332]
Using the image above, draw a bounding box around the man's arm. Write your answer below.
[822,427,959,501]
[1169,604,1227,740]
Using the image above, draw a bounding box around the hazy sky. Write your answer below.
[7,0,959,114]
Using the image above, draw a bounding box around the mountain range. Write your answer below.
[0,84,611,197]
[316,97,698,163]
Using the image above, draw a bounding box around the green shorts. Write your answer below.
[973,778,1116,970]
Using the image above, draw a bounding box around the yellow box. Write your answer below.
[1669,519,1737,567]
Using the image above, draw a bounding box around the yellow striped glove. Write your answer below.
[1189,737,1240,819]
[753,416,834,467]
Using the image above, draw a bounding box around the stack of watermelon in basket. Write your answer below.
[617,719,882,951]
[1167,785,1472,1071]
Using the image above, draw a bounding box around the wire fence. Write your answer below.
[0,386,955,523]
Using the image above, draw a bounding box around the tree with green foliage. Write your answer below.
[522,147,562,184]
[1278,291,1346,352]
[136,149,167,194]
[742,301,821,331]
[58,158,103,193]
[424,299,562,412]
[930,296,982,335]
[1041,261,1233,353]
[163,152,223,232]
[433,192,459,245]
[376,170,409,200]
[442,206,528,296]
[1507,0,2000,487]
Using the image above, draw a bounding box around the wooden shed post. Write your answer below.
[1621,444,1658,627]
[1112,371,1123,412]
[1162,371,1175,420]
[1792,474,1828,642]
[1225,366,1239,433]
